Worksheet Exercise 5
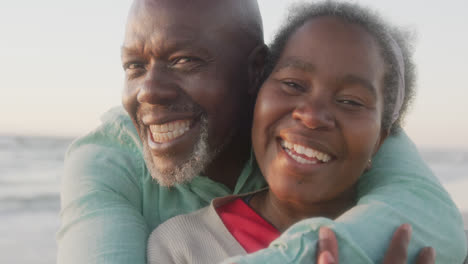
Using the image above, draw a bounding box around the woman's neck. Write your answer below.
[250,187,357,233]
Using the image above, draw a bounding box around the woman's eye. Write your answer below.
[280,81,304,95]
[337,99,364,107]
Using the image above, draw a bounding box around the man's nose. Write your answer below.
[292,98,335,130]
[137,64,179,105]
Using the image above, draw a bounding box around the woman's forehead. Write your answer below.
[280,18,384,74]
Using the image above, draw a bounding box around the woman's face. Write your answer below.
[252,16,388,206]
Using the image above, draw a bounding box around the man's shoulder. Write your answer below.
[67,106,142,156]
[63,106,146,185]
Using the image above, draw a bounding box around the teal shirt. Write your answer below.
[57,107,467,263]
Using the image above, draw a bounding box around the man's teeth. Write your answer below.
[281,140,331,163]
[150,120,190,143]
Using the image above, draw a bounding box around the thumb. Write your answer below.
[318,251,336,264]
[317,227,339,264]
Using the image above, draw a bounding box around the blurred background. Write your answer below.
[1,0,467,263]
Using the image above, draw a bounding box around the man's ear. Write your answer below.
[373,128,390,155]
[247,44,268,95]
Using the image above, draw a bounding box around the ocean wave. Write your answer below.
[420,148,468,165]
[0,193,60,213]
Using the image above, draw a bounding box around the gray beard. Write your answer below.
[143,116,219,187]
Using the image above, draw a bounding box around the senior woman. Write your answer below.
[148,1,467,263]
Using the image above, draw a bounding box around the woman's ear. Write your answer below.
[366,128,390,171]
[247,44,268,95]
[373,128,390,155]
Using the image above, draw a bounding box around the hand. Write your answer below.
[316,224,436,264]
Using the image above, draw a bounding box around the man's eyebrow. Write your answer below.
[121,35,210,58]
[121,45,142,57]
[275,57,316,73]
[341,75,377,98]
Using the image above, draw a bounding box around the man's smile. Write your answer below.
[146,116,202,152]
[149,120,191,143]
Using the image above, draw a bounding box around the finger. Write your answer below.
[416,247,436,264]
[317,226,339,263]
[317,250,336,264]
[382,223,412,264]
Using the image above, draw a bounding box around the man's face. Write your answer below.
[121,0,254,186]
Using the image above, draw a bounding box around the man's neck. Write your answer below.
[204,137,251,192]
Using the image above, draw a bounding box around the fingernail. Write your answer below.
[402,223,412,238]
[319,226,330,240]
[324,251,335,264]
[426,247,436,258]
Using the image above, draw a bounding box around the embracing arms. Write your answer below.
[223,131,467,263]
[57,109,149,264]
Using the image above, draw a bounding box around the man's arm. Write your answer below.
[317,226,436,264]
[57,109,149,264]
[222,130,467,263]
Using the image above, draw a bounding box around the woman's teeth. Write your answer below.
[280,140,332,163]
[285,148,317,164]
[150,120,191,143]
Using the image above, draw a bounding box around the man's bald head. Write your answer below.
[127,0,264,48]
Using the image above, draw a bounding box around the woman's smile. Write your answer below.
[280,138,333,164]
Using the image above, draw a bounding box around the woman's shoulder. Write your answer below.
[147,195,248,264]
[149,205,213,241]
[148,194,239,243]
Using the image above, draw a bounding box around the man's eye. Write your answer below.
[174,57,193,64]
[171,57,199,66]
[123,62,145,70]
[169,56,205,72]
[123,62,146,79]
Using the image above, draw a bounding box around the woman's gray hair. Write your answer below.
[265,0,416,134]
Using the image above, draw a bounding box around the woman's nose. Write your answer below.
[292,99,335,130]
[137,64,179,105]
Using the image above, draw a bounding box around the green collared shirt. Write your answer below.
[57,107,467,263]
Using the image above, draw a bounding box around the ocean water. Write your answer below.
[0,135,68,264]
[0,135,467,263]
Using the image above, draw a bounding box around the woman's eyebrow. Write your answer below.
[275,57,316,73]
[340,75,377,98]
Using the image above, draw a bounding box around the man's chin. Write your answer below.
[142,147,194,186]
[139,114,217,187]
[142,131,213,187]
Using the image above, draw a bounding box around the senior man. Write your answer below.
[57,0,466,263]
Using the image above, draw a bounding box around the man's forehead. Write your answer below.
[126,0,230,39]
[130,0,220,19]
[122,28,208,57]
[128,0,255,31]
[123,0,262,57]
[125,24,198,44]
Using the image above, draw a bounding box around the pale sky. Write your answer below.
[1,0,467,148]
